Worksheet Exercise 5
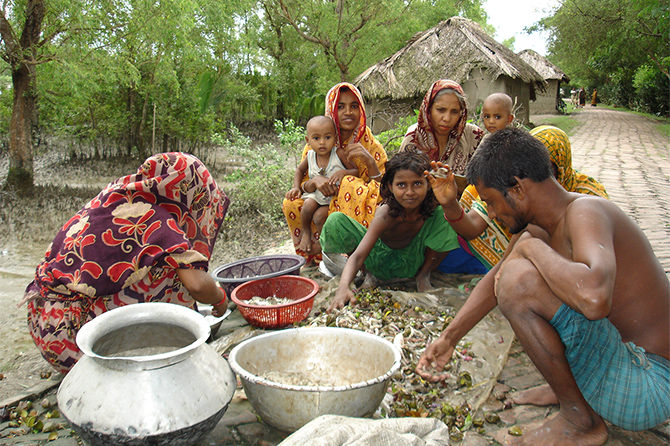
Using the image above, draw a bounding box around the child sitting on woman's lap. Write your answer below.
[286,115,357,254]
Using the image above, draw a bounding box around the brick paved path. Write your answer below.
[569,107,670,276]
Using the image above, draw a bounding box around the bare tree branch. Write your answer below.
[277,0,327,47]
[0,7,19,60]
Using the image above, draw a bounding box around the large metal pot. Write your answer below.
[57,302,236,445]
[229,327,402,432]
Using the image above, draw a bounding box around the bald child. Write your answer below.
[481,93,514,134]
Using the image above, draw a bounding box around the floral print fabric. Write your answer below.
[25,152,229,372]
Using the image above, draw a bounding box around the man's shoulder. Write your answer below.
[565,194,617,222]
[569,193,611,209]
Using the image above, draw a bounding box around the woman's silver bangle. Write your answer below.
[369,173,382,180]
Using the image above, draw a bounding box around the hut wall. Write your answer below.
[366,97,419,134]
[364,73,534,134]
[462,72,532,125]
[529,79,560,115]
[461,74,506,117]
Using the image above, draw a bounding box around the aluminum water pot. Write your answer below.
[57,302,236,445]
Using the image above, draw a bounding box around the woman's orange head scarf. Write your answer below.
[325,82,367,148]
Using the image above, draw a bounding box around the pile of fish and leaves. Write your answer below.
[298,270,514,441]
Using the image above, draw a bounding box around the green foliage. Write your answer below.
[539,0,669,116]
[376,112,419,158]
[274,119,305,153]
[1,0,491,165]
[501,36,516,50]
[632,63,669,116]
[221,124,292,224]
[273,118,305,167]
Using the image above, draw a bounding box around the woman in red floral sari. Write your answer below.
[22,152,229,373]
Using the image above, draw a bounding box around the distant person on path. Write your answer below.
[399,79,484,176]
[579,87,586,107]
[449,125,608,270]
[570,88,578,106]
[591,88,598,106]
[285,116,357,254]
[282,82,388,264]
[323,149,459,307]
[22,152,230,373]
[417,128,670,444]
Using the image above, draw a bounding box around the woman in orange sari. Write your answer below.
[282,83,388,264]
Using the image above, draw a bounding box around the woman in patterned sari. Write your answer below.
[22,152,230,373]
[282,82,388,264]
[399,79,484,174]
[444,125,609,270]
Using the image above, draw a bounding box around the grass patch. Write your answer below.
[657,123,670,140]
[528,115,581,137]
[599,103,670,123]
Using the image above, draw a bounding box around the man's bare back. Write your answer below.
[553,195,669,359]
[418,128,670,444]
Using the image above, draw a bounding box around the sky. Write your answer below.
[483,0,560,56]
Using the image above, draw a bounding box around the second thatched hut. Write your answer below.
[355,17,545,133]
[517,49,570,114]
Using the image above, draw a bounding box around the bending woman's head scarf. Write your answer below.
[33,152,229,299]
[530,125,608,198]
[325,82,367,148]
[414,79,468,161]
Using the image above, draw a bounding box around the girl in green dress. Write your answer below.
[322,147,459,311]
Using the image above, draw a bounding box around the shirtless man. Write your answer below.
[418,127,670,445]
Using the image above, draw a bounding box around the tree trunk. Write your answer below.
[1,0,45,191]
[5,62,36,191]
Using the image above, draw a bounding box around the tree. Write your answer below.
[0,0,46,189]
[261,0,488,82]
[536,0,669,114]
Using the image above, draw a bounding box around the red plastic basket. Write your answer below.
[230,275,319,329]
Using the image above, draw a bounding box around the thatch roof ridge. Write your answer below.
[517,49,570,82]
[355,16,545,100]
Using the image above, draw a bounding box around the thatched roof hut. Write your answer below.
[355,17,546,133]
[518,49,570,114]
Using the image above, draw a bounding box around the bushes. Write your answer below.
[217,124,295,228]
[632,64,670,116]
[376,113,418,158]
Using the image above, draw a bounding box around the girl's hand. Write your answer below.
[286,187,301,200]
[312,175,338,197]
[425,161,458,206]
[327,286,357,313]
